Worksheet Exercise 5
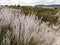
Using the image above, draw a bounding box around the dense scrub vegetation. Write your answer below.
[3,5,59,24]
[0,8,60,45]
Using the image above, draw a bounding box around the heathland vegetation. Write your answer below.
[4,5,59,24]
[0,5,60,45]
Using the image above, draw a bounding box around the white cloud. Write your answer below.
[0,0,60,6]
[47,0,55,2]
[20,0,37,3]
[55,0,60,2]
[19,0,38,6]
[0,0,19,5]
[55,0,60,4]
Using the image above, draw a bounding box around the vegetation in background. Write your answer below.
[4,5,59,24]
[0,8,60,45]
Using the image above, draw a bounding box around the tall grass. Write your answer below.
[0,8,60,45]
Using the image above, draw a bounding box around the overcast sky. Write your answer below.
[0,0,60,6]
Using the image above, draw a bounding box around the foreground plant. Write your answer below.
[0,8,60,45]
